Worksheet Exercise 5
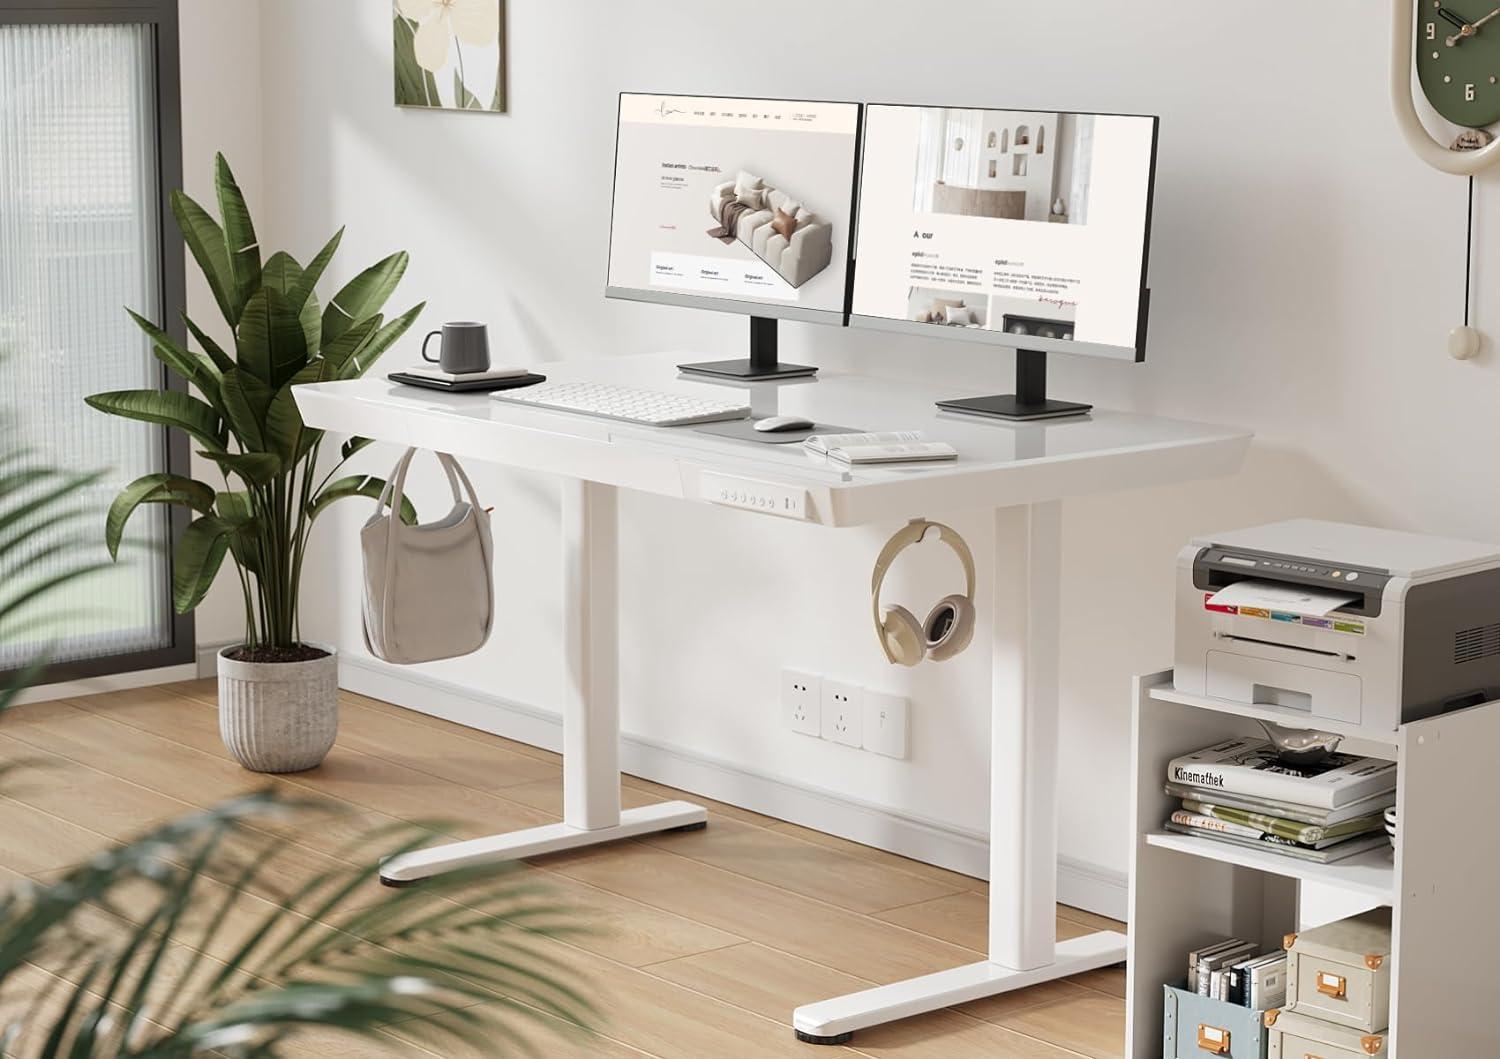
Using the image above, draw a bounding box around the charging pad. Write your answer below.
[692,419,862,445]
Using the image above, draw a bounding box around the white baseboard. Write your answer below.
[337,653,1128,922]
[13,662,199,706]
[197,641,229,678]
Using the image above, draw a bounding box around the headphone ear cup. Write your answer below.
[880,605,926,667]
[924,594,976,662]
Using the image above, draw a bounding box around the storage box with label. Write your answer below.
[1284,908,1391,1032]
[1265,1008,1387,1058]
[1164,983,1268,1058]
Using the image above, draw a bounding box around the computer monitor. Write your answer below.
[850,104,1158,419]
[605,93,862,380]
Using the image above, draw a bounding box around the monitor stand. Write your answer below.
[936,349,1092,422]
[678,316,818,381]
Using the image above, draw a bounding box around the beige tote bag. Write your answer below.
[361,448,494,664]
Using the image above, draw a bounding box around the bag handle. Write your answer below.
[375,447,495,655]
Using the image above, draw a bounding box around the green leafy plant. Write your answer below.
[1,413,596,1056]
[0,793,596,1057]
[85,155,424,653]
[0,407,110,705]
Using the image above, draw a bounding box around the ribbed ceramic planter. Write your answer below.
[217,644,338,773]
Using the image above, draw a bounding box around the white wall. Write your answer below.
[177,0,264,645]
[190,1,1498,896]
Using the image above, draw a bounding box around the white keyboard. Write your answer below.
[492,381,751,427]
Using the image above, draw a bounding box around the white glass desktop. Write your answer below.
[294,353,1250,1044]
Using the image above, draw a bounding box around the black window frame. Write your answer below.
[0,0,195,684]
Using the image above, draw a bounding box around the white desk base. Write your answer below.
[379,480,709,886]
[792,500,1126,1043]
[294,361,1248,1040]
[793,932,1127,1043]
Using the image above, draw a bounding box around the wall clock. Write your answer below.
[1393,0,1500,358]
[1393,0,1500,171]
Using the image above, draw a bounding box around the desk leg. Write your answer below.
[378,480,705,887]
[791,502,1125,1043]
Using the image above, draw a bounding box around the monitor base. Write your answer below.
[937,348,1091,421]
[936,395,1092,422]
[677,315,817,382]
[678,358,818,381]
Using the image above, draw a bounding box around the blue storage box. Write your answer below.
[1164,983,1269,1058]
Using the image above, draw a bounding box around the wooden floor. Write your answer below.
[0,681,1126,1057]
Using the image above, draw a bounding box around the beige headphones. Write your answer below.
[872,518,977,667]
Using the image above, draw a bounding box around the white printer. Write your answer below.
[1175,519,1500,730]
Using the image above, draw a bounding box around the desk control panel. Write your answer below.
[698,471,808,520]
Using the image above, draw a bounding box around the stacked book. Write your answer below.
[1186,937,1288,1008]
[1164,736,1396,864]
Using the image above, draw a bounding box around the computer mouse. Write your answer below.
[753,415,815,433]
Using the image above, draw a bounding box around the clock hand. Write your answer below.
[1448,5,1500,44]
[1439,5,1471,29]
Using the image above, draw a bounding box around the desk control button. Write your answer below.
[698,471,809,521]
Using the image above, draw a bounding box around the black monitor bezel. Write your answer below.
[603,91,864,327]
[847,102,1159,364]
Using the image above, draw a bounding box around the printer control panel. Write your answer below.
[1193,547,1391,617]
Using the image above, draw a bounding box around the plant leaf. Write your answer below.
[340,436,374,462]
[218,368,274,453]
[293,227,344,307]
[126,308,222,409]
[309,475,415,525]
[172,515,239,613]
[340,301,426,380]
[393,15,440,107]
[198,450,282,485]
[105,473,216,559]
[454,70,481,110]
[299,288,323,360]
[236,287,308,389]
[216,490,260,576]
[264,363,328,464]
[182,313,236,373]
[215,153,261,318]
[321,315,381,370]
[259,251,305,299]
[323,252,408,345]
[170,189,237,327]
[84,389,226,454]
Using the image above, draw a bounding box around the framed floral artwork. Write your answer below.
[393,0,506,112]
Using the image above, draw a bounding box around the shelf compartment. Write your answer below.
[1147,682,1400,754]
[1144,830,1395,904]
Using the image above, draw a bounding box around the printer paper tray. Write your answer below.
[1205,649,1363,725]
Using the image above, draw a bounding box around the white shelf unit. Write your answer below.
[1126,671,1500,1057]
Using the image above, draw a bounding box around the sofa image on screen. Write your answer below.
[707,171,833,289]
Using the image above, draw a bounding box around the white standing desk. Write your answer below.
[294,352,1251,1045]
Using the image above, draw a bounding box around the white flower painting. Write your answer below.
[393,0,506,112]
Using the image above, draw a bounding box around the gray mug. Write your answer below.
[421,321,490,374]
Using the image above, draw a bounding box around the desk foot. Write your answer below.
[377,801,708,885]
[791,930,1127,1043]
[794,1029,853,1046]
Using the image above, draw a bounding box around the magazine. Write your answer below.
[1162,782,1396,826]
[1163,822,1391,864]
[1181,800,1386,845]
[1168,736,1396,809]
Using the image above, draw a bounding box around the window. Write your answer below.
[0,0,189,679]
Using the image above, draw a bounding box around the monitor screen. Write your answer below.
[850,105,1157,360]
[606,94,861,324]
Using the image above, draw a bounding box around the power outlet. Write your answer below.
[820,680,863,747]
[781,669,821,736]
[863,690,909,759]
